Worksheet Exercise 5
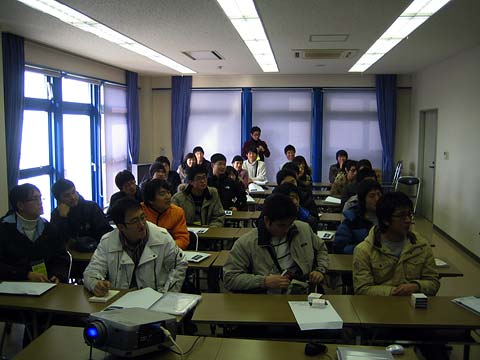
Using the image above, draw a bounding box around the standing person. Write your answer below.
[329,149,348,183]
[177,152,197,184]
[109,170,143,211]
[241,126,270,161]
[0,184,70,283]
[232,155,249,190]
[155,156,181,194]
[192,146,211,172]
[242,147,267,183]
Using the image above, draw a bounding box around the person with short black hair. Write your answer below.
[192,146,211,172]
[353,192,439,296]
[155,156,181,194]
[329,149,348,183]
[232,155,249,190]
[83,197,187,296]
[242,146,267,182]
[357,159,373,172]
[342,167,378,210]
[177,152,196,184]
[278,165,318,218]
[171,165,225,227]
[208,153,247,211]
[284,145,296,162]
[241,126,270,161]
[109,170,143,211]
[276,168,298,186]
[141,179,190,250]
[0,184,70,283]
[223,194,328,294]
[51,179,112,250]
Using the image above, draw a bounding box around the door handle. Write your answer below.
[428,165,435,169]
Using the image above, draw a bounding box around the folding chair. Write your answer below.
[395,176,421,213]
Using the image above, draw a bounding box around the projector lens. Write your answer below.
[83,321,106,346]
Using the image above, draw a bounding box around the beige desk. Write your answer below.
[248,189,272,198]
[312,190,332,198]
[14,326,418,360]
[319,212,344,223]
[212,250,231,269]
[226,210,261,226]
[313,182,333,189]
[315,199,342,211]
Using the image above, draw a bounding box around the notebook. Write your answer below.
[452,296,480,316]
[88,290,120,303]
[0,282,56,296]
[337,346,394,360]
[184,251,211,263]
[325,196,341,204]
[248,183,265,192]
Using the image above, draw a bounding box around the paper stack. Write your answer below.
[411,293,428,309]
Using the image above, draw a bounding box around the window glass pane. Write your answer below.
[252,90,312,182]
[24,71,50,99]
[62,78,91,103]
[63,114,92,200]
[322,90,382,182]
[185,90,241,164]
[19,110,50,169]
[18,175,52,221]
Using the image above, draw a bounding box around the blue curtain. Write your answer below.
[241,87,252,151]
[171,76,192,169]
[376,74,397,182]
[126,71,140,164]
[311,88,323,182]
[2,33,25,191]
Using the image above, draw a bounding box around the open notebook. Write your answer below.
[0,282,56,296]
[184,251,211,263]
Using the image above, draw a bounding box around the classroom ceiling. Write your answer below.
[0,0,479,76]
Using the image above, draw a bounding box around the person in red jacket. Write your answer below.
[141,179,190,250]
[241,126,270,161]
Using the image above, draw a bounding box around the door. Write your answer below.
[420,110,437,221]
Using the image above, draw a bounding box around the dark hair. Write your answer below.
[9,183,40,211]
[284,144,296,154]
[246,146,257,155]
[143,179,171,205]
[292,156,312,176]
[336,149,348,162]
[344,160,357,171]
[376,192,413,232]
[192,146,204,154]
[250,126,261,134]
[108,197,142,225]
[263,194,297,221]
[357,159,372,171]
[357,168,377,183]
[232,155,243,163]
[186,164,208,182]
[276,169,297,185]
[281,162,299,176]
[273,182,300,197]
[225,166,238,180]
[149,162,166,177]
[155,156,170,167]
[357,179,383,216]
[52,179,75,200]
[115,170,135,190]
[182,153,196,170]
[210,153,226,164]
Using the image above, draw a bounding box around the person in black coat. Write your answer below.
[155,156,181,194]
[109,169,143,211]
[0,183,69,283]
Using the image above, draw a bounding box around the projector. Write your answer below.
[83,307,177,357]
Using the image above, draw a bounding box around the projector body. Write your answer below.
[84,307,176,357]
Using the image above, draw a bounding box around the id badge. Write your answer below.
[31,261,48,277]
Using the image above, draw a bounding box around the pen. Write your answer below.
[281,270,288,277]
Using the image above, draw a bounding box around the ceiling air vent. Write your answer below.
[182,50,224,61]
[293,49,357,60]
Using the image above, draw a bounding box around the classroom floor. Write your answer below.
[1,216,479,359]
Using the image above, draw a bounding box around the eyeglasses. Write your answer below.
[392,211,414,220]
[124,214,147,225]
[193,175,207,182]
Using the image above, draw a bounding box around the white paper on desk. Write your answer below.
[253,180,268,186]
[187,227,208,234]
[106,288,162,310]
[288,301,343,330]
[246,194,255,203]
[325,196,341,204]
[248,183,265,192]
[150,292,202,316]
[0,281,56,296]
[452,296,480,316]
[435,258,448,267]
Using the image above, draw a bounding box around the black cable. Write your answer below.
[168,336,205,356]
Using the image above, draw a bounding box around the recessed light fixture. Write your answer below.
[216,0,278,72]
[349,0,451,72]
[16,0,196,74]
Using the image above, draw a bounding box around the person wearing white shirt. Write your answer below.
[242,146,267,183]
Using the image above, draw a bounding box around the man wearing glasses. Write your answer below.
[83,197,187,297]
[172,165,225,227]
[353,192,439,296]
[0,184,70,283]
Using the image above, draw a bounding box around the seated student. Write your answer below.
[208,153,247,211]
[353,192,439,296]
[109,170,143,211]
[231,155,249,190]
[223,194,328,294]
[279,164,318,218]
[193,146,211,172]
[51,179,112,250]
[331,159,357,197]
[292,155,312,188]
[273,183,319,232]
[242,146,267,183]
[171,165,225,227]
[329,149,348,183]
[141,179,190,250]
[284,144,296,163]
[155,156,181,194]
[334,180,382,254]
[357,159,372,172]
[0,184,70,283]
[241,126,270,161]
[177,152,196,184]
[83,197,187,296]
[342,168,378,210]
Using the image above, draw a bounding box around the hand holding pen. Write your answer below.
[93,276,111,297]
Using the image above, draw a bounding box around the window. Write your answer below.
[252,90,312,182]
[322,90,382,182]
[185,90,241,163]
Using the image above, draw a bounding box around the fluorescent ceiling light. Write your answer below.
[17,0,195,74]
[349,0,451,72]
[217,0,278,72]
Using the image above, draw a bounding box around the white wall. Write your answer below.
[0,35,9,214]
[411,44,480,257]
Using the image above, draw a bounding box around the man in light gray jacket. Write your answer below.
[223,194,329,294]
[83,197,187,296]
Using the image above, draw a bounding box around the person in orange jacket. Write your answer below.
[141,179,190,250]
